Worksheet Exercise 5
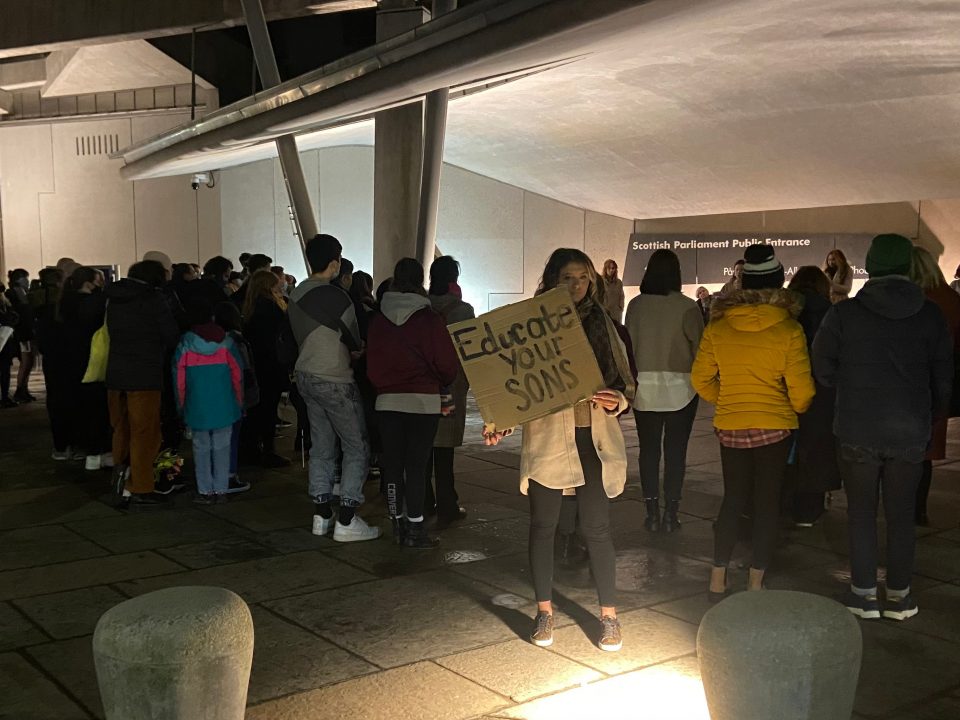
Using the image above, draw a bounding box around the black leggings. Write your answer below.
[424,447,459,518]
[379,411,440,521]
[529,428,617,607]
[715,438,791,570]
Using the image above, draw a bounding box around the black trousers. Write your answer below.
[634,396,699,502]
[840,444,922,591]
[424,447,460,518]
[43,360,75,452]
[248,376,283,455]
[78,382,111,455]
[715,438,791,570]
[529,428,617,607]
[379,411,440,520]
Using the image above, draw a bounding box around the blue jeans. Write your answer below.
[193,426,233,495]
[296,373,368,508]
[229,420,242,476]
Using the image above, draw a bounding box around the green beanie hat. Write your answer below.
[866,233,913,277]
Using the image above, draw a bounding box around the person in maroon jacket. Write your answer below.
[367,258,460,549]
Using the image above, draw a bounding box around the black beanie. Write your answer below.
[741,244,785,290]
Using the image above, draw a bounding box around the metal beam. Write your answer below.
[415,0,456,270]
[0,0,375,59]
[240,0,319,274]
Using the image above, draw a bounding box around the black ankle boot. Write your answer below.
[403,520,439,549]
[391,517,407,545]
[662,501,681,533]
[644,499,661,532]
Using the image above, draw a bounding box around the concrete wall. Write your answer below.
[219,148,632,314]
[0,111,221,275]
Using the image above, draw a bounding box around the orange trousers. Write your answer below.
[108,390,162,494]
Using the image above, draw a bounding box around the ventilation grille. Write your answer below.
[75,134,120,157]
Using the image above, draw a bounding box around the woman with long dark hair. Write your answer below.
[787,266,842,526]
[367,258,460,548]
[485,248,635,652]
[824,249,853,303]
[424,256,475,526]
[624,249,703,533]
[56,266,112,470]
[242,269,290,468]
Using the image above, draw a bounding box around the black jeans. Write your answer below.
[715,438,791,570]
[424,447,460,518]
[379,411,440,521]
[78,382,112,455]
[529,428,617,607]
[840,444,923,591]
[249,377,283,455]
[634,396,699,502]
[43,360,75,452]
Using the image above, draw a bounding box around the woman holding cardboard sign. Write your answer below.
[484,248,635,653]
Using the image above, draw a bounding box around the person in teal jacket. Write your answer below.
[173,303,244,504]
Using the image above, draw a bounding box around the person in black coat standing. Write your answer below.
[106,260,180,506]
[787,266,842,526]
[813,234,952,622]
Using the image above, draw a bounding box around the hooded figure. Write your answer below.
[813,233,952,622]
[366,259,460,550]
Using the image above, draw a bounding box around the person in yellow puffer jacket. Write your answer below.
[692,244,815,601]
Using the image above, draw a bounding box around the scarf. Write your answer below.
[572,294,636,426]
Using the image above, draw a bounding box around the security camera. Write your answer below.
[191,172,210,190]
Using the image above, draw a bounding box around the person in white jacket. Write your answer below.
[484,248,635,654]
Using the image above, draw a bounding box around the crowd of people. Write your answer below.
[0,231,955,651]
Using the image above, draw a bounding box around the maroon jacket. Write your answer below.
[367,292,460,413]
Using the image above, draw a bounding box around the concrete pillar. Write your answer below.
[373,1,427,285]
[697,590,862,720]
[93,586,254,720]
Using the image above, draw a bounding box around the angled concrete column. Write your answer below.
[241,0,318,275]
[374,2,427,284]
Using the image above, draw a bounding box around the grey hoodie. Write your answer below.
[812,275,953,452]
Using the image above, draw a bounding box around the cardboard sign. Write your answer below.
[447,288,604,429]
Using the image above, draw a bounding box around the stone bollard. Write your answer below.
[93,586,254,720]
[697,590,861,720]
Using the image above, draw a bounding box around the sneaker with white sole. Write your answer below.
[101,452,114,468]
[841,591,881,620]
[599,616,622,652]
[52,449,71,461]
[85,455,102,471]
[312,512,336,537]
[882,593,918,621]
[530,612,554,648]
[333,515,381,543]
[225,475,251,494]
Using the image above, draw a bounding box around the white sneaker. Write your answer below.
[85,455,102,471]
[333,515,381,543]
[101,453,114,468]
[312,514,336,537]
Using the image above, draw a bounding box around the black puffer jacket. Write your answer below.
[105,279,180,391]
[812,276,953,452]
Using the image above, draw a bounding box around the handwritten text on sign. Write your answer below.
[447,288,604,429]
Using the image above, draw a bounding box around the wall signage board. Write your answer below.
[447,288,604,430]
[622,233,875,286]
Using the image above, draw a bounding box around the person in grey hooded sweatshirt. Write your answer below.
[813,233,952,622]
[367,258,460,549]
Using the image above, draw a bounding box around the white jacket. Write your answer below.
[519,392,630,499]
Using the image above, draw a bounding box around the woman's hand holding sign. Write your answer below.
[482,423,514,446]
[591,389,622,413]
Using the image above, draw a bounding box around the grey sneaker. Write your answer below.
[531,612,554,647]
[599,616,622,652]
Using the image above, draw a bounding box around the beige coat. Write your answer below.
[519,394,630,499]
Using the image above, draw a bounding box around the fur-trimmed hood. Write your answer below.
[710,288,803,333]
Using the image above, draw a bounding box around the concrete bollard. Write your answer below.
[93,586,254,720]
[697,590,861,720]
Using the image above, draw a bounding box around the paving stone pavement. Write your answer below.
[1,383,959,719]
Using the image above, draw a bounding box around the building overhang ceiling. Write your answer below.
[116,0,960,220]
